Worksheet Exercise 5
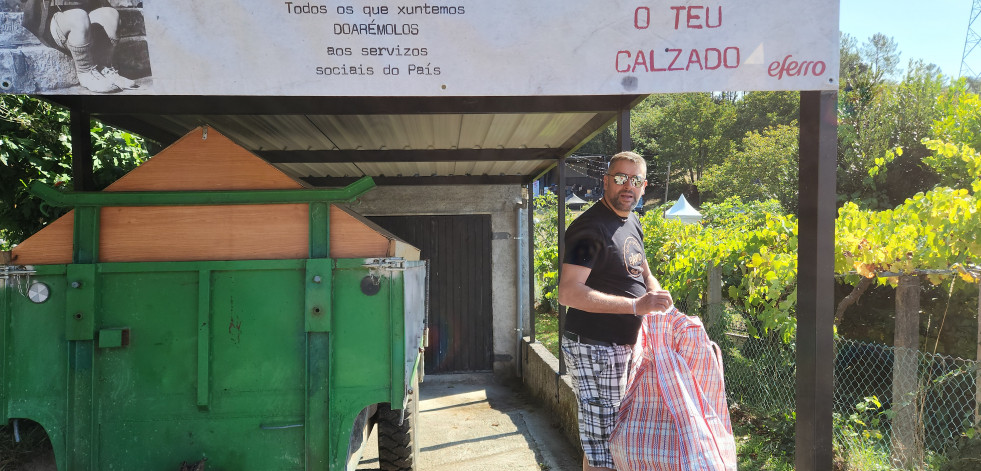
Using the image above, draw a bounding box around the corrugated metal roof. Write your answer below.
[275,159,547,179]
[46,95,646,186]
[126,113,590,182]
[167,112,594,152]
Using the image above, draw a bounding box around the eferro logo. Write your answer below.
[768,54,827,80]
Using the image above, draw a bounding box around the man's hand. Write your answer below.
[635,289,673,314]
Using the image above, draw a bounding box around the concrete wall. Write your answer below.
[520,337,580,449]
[349,184,531,376]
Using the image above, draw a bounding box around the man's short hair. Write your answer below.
[609,151,647,176]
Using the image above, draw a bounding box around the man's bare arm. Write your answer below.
[557,263,637,314]
[642,257,661,292]
[558,263,672,314]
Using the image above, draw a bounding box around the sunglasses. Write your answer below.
[606,173,645,188]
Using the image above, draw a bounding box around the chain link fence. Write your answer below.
[673,299,980,470]
[834,340,979,468]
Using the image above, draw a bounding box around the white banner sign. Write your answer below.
[0,0,840,96]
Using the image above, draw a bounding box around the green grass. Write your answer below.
[730,406,796,470]
[534,309,560,358]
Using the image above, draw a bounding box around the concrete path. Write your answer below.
[357,373,581,471]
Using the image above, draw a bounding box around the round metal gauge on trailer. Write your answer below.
[361,275,381,296]
[28,282,50,304]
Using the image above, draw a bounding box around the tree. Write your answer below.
[924,80,981,192]
[573,96,669,158]
[877,60,945,205]
[839,33,865,89]
[699,124,799,213]
[965,76,981,94]
[650,93,735,201]
[862,33,901,83]
[0,95,148,249]
[574,124,618,156]
[837,34,945,209]
[728,91,800,143]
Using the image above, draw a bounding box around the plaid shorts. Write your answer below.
[561,335,633,469]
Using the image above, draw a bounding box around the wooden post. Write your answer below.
[707,263,722,334]
[891,275,923,468]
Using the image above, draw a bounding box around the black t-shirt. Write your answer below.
[563,201,648,344]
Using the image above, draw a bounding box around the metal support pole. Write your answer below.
[527,182,536,343]
[557,157,567,375]
[70,110,94,192]
[516,196,527,378]
[617,108,631,152]
[795,90,836,471]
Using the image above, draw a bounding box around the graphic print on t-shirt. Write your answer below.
[622,236,644,278]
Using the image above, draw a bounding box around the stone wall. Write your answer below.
[520,337,580,450]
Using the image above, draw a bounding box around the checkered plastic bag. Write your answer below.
[609,307,737,470]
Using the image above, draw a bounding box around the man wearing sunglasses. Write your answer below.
[558,151,674,471]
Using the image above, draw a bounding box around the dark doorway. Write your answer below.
[369,215,493,373]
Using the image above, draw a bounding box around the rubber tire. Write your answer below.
[377,384,420,471]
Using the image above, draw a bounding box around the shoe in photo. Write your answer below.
[77,69,118,93]
[100,67,138,90]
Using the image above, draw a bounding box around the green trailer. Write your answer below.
[0,128,427,470]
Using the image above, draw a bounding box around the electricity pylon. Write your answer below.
[961,0,981,78]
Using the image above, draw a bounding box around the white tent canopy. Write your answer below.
[664,194,702,224]
[566,194,589,208]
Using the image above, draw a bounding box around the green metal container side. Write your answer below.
[327,258,427,471]
[2,268,71,466]
[1,258,423,471]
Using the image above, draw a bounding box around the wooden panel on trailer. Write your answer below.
[7,211,75,265]
[9,127,416,264]
[98,204,309,262]
[105,127,304,192]
[11,127,308,264]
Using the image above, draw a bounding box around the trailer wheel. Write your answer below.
[377,383,420,471]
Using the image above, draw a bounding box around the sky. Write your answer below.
[839,0,974,78]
